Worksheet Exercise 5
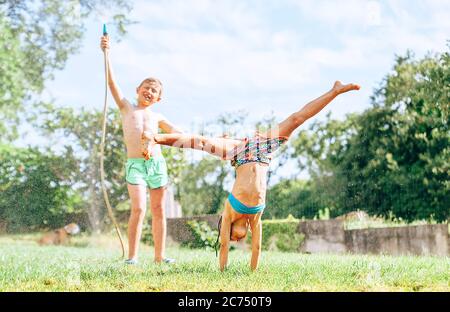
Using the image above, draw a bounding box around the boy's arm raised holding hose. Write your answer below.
[100,35,130,112]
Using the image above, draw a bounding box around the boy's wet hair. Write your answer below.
[138,77,163,96]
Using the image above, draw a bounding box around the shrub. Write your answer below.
[183,220,218,250]
[141,221,154,246]
[247,215,305,252]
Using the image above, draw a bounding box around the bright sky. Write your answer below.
[34,0,448,181]
[42,0,448,128]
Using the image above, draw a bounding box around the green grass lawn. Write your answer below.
[0,234,448,292]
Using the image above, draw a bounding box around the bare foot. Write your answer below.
[333,81,360,94]
[141,131,156,160]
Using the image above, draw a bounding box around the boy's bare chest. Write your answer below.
[124,110,155,131]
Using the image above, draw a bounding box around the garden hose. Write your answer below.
[100,23,125,258]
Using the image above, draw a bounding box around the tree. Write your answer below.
[0,143,80,232]
[0,0,133,139]
[291,48,450,222]
[339,49,449,222]
[38,104,127,232]
[291,112,361,216]
[177,157,230,216]
[265,179,327,220]
[0,13,25,139]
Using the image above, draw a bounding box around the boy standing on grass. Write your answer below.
[100,35,181,264]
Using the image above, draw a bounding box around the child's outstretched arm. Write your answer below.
[142,132,243,160]
[219,210,232,272]
[100,35,129,111]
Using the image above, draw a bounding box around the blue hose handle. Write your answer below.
[103,24,108,36]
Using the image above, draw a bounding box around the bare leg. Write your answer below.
[143,132,244,160]
[267,81,360,138]
[149,186,167,263]
[219,201,233,271]
[127,184,147,260]
[249,213,262,271]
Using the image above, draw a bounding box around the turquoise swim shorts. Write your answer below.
[125,157,168,189]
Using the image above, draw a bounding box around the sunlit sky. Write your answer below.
[30,0,449,180]
[42,0,448,128]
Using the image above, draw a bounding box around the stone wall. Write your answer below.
[166,215,449,256]
[297,219,346,254]
[345,224,449,256]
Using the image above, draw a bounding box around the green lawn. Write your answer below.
[0,234,448,292]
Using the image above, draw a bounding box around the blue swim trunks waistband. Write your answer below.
[227,193,265,214]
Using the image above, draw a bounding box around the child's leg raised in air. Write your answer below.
[265,81,360,139]
[143,132,243,159]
